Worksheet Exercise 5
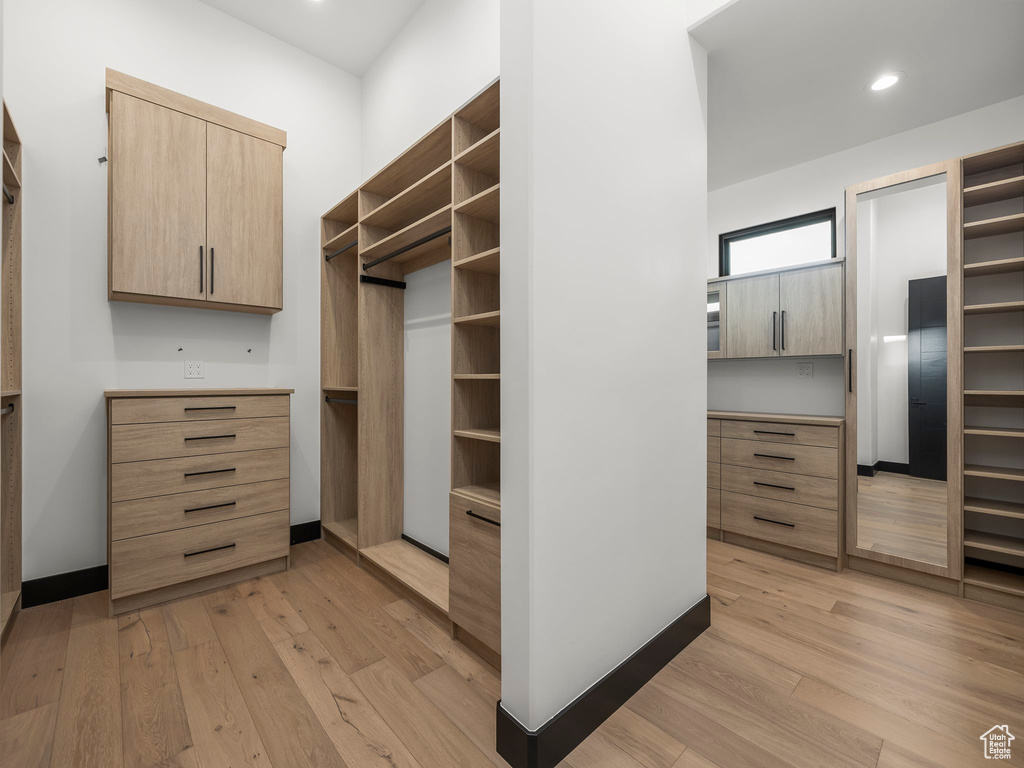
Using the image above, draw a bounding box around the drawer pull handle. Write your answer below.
[184,468,237,478]
[184,434,237,442]
[754,481,795,491]
[753,515,795,528]
[753,430,795,437]
[753,453,795,461]
[184,406,237,412]
[184,501,237,514]
[466,510,500,527]
[184,542,236,558]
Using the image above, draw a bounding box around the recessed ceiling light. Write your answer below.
[870,72,901,91]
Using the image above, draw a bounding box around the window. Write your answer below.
[719,208,836,277]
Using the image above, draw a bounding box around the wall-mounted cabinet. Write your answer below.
[106,70,286,314]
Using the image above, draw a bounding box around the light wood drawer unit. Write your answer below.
[707,491,721,529]
[721,438,837,479]
[721,492,837,557]
[111,394,289,424]
[722,464,838,510]
[448,494,500,655]
[720,419,838,449]
[111,416,288,462]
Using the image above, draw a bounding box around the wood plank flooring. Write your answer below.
[3,537,1023,767]
[857,472,949,566]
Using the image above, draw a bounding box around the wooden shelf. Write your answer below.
[360,540,449,615]
[362,120,452,204]
[965,497,1024,521]
[964,390,1024,407]
[964,425,1024,438]
[323,223,358,254]
[454,128,499,178]
[964,464,1024,482]
[454,247,500,274]
[323,386,358,393]
[964,301,1024,315]
[3,148,20,189]
[361,162,452,232]
[454,373,500,381]
[964,530,1024,558]
[965,345,1024,354]
[963,141,1024,176]
[455,184,499,224]
[452,482,501,509]
[964,175,1024,207]
[453,310,500,327]
[3,102,20,146]
[360,205,452,265]
[964,564,1024,598]
[453,428,501,444]
[322,519,357,550]
[0,589,20,636]
[1,390,20,398]
[323,192,358,226]
[964,257,1024,277]
[964,212,1024,240]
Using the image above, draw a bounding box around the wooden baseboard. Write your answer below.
[706,526,722,541]
[963,582,1024,612]
[723,531,839,571]
[322,526,360,565]
[454,623,501,672]
[359,553,450,631]
[847,555,960,595]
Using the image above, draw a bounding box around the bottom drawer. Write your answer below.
[111,509,289,599]
[721,492,837,556]
[449,494,500,654]
[707,490,721,529]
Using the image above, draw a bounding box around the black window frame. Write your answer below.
[719,207,837,277]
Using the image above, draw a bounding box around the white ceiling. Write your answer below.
[693,0,1024,190]
[198,0,424,76]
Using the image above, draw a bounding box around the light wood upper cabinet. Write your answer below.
[107,70,286,314]
[779,263,843,356]
[110,92,207,302]
[206,124,283,310]
[726,273,780,358]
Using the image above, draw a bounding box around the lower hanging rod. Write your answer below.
[362,225,451,271]
[325,396,358,405]
[360,275,406,290]
[2,184,13,205]
[325,238,358,262]
[0,402,14,416]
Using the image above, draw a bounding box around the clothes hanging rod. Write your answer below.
[362,226,451,271]
[325,238,358,262]
[324,396,358,405]
[0,402,14,416]
[2,184,13,205]
[360,275,407,290]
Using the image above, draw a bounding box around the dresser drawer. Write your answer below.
[707,419,721,437]
[111,478,289,541]
[721,438,837,479]
[111,509,289,599]
[707,462,721,490]
[111,447,289,502]
[721,491,837,556]
[449,494,500,654]
[707,489,721,529]
[707,436,721,463]
[720,419,838,448]
[111,417,289,463]
[721,464,837,510]
[111,395,289,425]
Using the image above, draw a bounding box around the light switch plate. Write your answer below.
[796,362,813,379]
[185,360,205,379]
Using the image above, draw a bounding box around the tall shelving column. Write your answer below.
[1,100,23,638]
[960,140,1024,611]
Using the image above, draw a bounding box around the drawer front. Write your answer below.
[707,436,721,464]
[111,417,289,463]
[721,438,837,479]
[111,508,289,599]
[707,489,721,529]
[721,491,837,556]
[111,447,289,502]
[111,478,290,541]
[707,419,721,437]
[111,395,289,425]
[721,464,837,510]
[449,495,500,654]
[720,420,838,449]
[707,462,721,490]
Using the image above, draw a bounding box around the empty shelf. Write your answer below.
[453,310,500,327]
[964,212,1024,240]
[323,192,358,226]
[964,464,1024,482]
[964,175,1024,207]
[965,345,1024,354]
[2,149,19,189]
[455,184,500,224]
[360,206,452,265]
[964,257,1024,277]
[454,128,500,178]
[323,223,358,254]
[362,120,452,203]
[964,530,1024,558]
[963,565,1024,598]
[963,142,1024,176]
[360,539,449,615]
[964,390,1024,407]
[322,385,358,393]
[964,425,1024,438]
[1,390,20,398]
[454,428,501,443]
[322,519,357,550]
[454,373,500,380]
[454,247,500,274]
[452,481,501,509]
[964,301,1024,315]
[361,162,452,232]
[964,497,1024,521]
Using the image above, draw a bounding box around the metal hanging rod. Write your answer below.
[360,275,406,290]
[1,402,16,416]
[2,184,13,205]
[325,396,358,405]
[362,226,451,271]
[325,238,358,262]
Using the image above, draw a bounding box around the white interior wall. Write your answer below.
[501,0,708,731]
[4,0,361,580]
[359,0,499,555]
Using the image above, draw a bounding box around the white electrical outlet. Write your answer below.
[185,360,205,379]
[796,362,813,379]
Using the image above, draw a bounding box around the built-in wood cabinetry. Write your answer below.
[106,70,286,314]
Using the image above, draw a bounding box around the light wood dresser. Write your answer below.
[105,389,293,615]
[707,411,845,571]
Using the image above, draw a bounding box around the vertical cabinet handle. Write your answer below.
[210,247,215,295]
[848,349,853,392]
[199,246,204,294]
[772,311,777,351]
[781,310,786,350]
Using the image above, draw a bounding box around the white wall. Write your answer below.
[4,0,361,580]
[501,0,708,731]
[359,0,499,555]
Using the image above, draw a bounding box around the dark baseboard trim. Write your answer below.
[401,533,449,564]
[496,594,711,768]
[291,520,321,545]
[858,461,911,477]
[857,464,877,477]
[22,564,108,609]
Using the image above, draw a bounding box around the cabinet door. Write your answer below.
[110,92,207,301]
[725,273,779,358]
[449,495,500,653]
[779,263,843,356]
[707,283,726,359]
[206,124,283,310]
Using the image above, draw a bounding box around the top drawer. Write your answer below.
[720,419,838,449]
[111,395,289,425]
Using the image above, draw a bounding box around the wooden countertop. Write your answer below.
[708,410,844,427]
[104,388,294,398]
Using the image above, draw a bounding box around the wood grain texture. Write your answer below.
[721,465,838,510]
[236,576,309,644]
[448,495,500,654]
[109,393,290,422]
[721,437,838,479]
[0,599,72,718]
[779,262,844,357]
[721,491,838,557]
[720,419,839,448]
[723,273,779,359]
[111,416,289,463]
[0,702,57,768]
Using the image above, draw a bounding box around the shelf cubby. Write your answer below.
[321,390,358,551]
[322,192,358,250]
[964,464,1024,482]
[964,531,1024,558]
[455,128,499,178]
[964,301,1024,316]
[964,390,1024,407]
[361,162,452,232]
[454,247,500,274]
[963,141,1024,177]
[360,205,453,268]
[964,212,1024,240]
[965,497,1024,521]
[2,150,19,189]
[454,183,500,224]
[964,175,1024,207]
[453,377,499,439]
[453,323,500,376]
[359,120,452,218]
[964,257,1024,278]
[452,433,500,498]
[321,245,359,390]
[454,80,499,155]
[453,266,499,319]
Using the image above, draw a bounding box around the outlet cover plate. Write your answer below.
[796,362,813,379]
[185,360,205,379]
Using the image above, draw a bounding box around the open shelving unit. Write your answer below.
[959,140,1024,612]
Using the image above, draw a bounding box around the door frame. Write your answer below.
[844,159,963,580]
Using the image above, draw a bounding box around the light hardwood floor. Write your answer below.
[857,472,949,566]
[3,537,1024,767]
